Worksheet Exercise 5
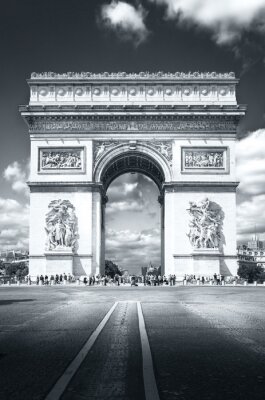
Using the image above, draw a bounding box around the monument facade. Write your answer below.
[20,72,246,277]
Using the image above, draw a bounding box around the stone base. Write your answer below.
[44,250,73,275]
[192,248,220,276]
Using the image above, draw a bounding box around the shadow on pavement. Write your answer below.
[0,299,34,306]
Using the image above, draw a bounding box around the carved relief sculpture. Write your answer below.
[187,198,222,249]
[40,149,82,170]
[45,199,78,251]
[94,141,120,162]
[147,141,173,165]
[94,140,173,167]
[184,150,224,169]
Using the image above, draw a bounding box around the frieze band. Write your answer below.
[28,117,237,133]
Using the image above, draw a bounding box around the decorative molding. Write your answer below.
[173,254,237,258]
[30,71,236,80]
[26,116,238,133]
[28,84,237,105]
[20,104,247,112]
[27,72,239,106]
[163,181,239,192]
[28,181,103,193]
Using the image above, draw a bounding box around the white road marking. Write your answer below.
[45,301,118,400]
[137,301,160,400]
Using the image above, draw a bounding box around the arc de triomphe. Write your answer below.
[20,72,245,278]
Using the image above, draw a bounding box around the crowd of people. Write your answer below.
[23,272,227,286]
[184,273,226,285]
[25,273,75,285]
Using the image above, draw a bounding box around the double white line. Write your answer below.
[45,301,160,400]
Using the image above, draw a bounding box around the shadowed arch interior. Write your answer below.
[100,152,165,193]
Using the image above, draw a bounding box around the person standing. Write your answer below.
[213,273,217,285]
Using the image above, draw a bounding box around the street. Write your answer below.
[0,286,265,400]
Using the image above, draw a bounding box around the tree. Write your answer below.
[237,264,264,283]
[105,260,122,278]
[0,260,5,274]
[5,262,29,278]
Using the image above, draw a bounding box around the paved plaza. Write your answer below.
[0,286,265,400]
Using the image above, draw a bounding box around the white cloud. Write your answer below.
[150,0,265,44]
[236,129,265,241]
[3,160,30,197]
[0,198,29,249]
[236,129,265,197]
[106,200,145,213]
[124,182,138,194]
[100,1,149,45]
[105,227,161,271]
[106,173,156,214]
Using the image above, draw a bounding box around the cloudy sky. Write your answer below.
[1,0,265,271]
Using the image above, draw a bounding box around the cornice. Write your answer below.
[28,180,239,193]
[19,104,246,114]
[29,71,237,82]
[28,181,103,193]
[163,181,239,192]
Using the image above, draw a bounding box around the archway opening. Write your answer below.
[105,172,162,277]
[99,151,165,278]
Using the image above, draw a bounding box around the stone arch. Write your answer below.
[94,143,172,192]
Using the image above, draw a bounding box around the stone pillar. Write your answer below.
[92,190,103,276]
[159,194,165,275]
[164,190,177,275]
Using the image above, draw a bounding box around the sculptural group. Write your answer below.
[187,198,222,249]
[45,199,78,251]
[184,151,223,168]
[41,151,82,169]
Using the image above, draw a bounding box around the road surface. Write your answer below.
[0,285,264,399]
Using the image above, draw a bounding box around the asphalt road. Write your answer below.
[0,286,265,400]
